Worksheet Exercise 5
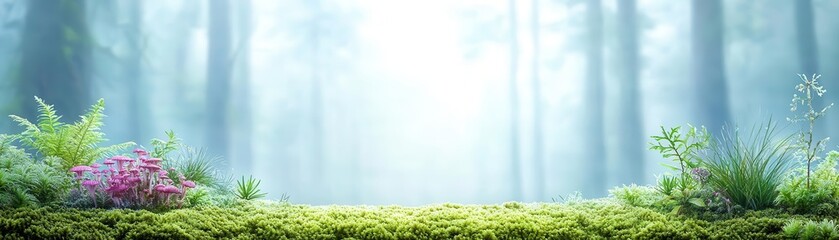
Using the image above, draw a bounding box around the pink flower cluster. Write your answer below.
[69,148,196,208]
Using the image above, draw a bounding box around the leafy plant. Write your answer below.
[777,151,839,213]
[235,175,266,200]
[703,120,793,210]
[9,97,134,171]
[0,146,72,208]
[784,219,839,240]
[150,130,180,160]
[655,175,679,196]
[165,146,225,189]
[788,74,833,189]
[649,125,710,180]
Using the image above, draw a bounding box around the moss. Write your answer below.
[0,200,825,239]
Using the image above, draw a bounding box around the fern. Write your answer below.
[9,97,135,170]
[151,130,181,160]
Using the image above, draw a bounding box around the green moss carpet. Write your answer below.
[0,200,806,239]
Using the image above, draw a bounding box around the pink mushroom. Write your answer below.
[145,158,162,166]
[82,179,99,207]
[161,185,180,206]
[69,166,93,181]
[178,180,196,207]
[103,158,116,167]
[110,156,133,172]
[133,148,148,157]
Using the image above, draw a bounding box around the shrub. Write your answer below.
[9,97,134,171]
[703,120,793,210]
[0,146,72,208]
[784,219,839,240]
[777,151,839,214]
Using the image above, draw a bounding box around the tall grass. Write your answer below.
[703,120,793,210]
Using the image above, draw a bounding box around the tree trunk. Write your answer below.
[206,0,232,166]
[615,0,645,185]
[691,0,730,135]
[234,0,253,177]
[126,0,145,142]
[794,0,819,78]
[18,0,90,121]
[530,0,545,201]
[309,0,325,198]
[508,0,523,201]
[585,0,607,197]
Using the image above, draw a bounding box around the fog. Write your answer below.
[2,0,838,205]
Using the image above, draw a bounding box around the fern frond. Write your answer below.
[67,99,106,167]
[151,130,181,159]
[93,142,136,160]
[34,96,63,134]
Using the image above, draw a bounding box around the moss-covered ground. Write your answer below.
[0,199,821,239]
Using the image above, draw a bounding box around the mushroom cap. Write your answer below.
[162,185,180,194]
[127,176,142,184]
[145,158,163,164]
[103,159,116,165]
[133,148,148,155]
[106,184,129,193]
[154,184,166,192]
[182,180,196,188]
[82,179,99,187]
[141,164,162,172]
[90,163,101,169]
[69,165,93,173]
[111,156,133,162]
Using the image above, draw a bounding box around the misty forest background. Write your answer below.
[0,0,837,205]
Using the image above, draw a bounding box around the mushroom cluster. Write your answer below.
[70,148,196,208]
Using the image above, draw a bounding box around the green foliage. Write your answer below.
[165,146,225,188]
[655,174,680,196]
[235,175,266,200]
[649,125,710,178]
[609,184,663,208]
[150,130,180,160]
[777,151,839,214]
[0,146,72,208]
[9,97,134,171]
[784,219,839,240]
[0,201,800,239]
[703,120,793,210]
[788,74,833,189]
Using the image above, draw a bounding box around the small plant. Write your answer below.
[784,219,839,240]
[609,184,663,208]
[551,191,583,204]
[703,120,793,210]
[164,146,225,189]
[150,130,180,160]
[788,74,833,189]
[236,175,266,200]
[649,125,710,182]
[777,151,839,213]
[9,97,134,171]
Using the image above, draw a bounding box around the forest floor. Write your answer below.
[0,198,815,239]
